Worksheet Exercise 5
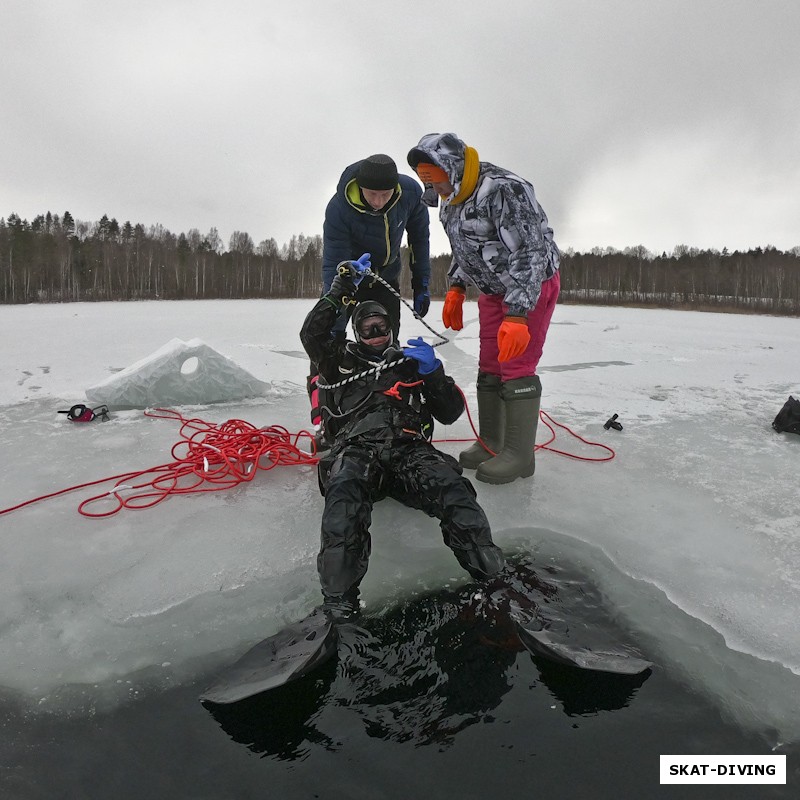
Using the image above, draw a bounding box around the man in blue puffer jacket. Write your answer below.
[322,153,431,328]
[308,154,432,450]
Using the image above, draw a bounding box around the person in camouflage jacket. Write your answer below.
[407,132,561,485]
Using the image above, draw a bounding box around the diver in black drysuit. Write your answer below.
[300,257,505,619]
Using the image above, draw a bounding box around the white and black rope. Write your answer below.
[317,270,449,391]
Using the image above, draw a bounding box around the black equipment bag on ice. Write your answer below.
[772,395,800,435]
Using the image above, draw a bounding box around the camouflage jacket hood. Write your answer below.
[409,132,471,190]
[409,133,560,314]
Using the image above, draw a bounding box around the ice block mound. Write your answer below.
[85,338,271,409]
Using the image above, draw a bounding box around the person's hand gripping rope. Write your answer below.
[403,337,441,375]
[347,252,372,285]
[330,253,372,304]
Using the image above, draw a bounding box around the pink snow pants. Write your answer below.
[478,271,560,380]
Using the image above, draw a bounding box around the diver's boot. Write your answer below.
[476,376,541,485]
[321,589,361,624]
[459,372,505,469]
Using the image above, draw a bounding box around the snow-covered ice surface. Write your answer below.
[1,299,798,745]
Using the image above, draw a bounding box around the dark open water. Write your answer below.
[2,564,797,799]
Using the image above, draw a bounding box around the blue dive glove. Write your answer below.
[351,252,371,285]
[333,252,371,288]
[413,289,431,317]
[403,337,441,375]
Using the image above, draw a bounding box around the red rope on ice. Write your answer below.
[439,385,616,463]
[0,408,319,518]
[0,394,613,519]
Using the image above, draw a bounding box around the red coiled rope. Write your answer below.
[77,409,319,517]
[0,397,613,519]
[0,408,318,518]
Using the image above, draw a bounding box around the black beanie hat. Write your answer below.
[356,154,398,190]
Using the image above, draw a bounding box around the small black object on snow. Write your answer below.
[604,413,623,431]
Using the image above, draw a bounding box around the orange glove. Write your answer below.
[442,286,466,330]
[497,316,530,362]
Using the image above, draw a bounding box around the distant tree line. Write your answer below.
[2,211,799,315]
[557,244,800,315]
[0,211,323,303]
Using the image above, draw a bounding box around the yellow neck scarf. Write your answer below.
[449,146,479,205]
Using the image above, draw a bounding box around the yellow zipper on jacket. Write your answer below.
[344,180,402,267]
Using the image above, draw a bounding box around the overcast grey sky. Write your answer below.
[2,0,799,256]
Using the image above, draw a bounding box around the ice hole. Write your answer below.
[180,356,200,376]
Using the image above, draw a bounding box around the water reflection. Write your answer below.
[332,597,520,748]
[536,659,650,716]
[206,557,651,758]
[206,660,338,761]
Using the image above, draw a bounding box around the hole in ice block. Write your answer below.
[180,356,200,376]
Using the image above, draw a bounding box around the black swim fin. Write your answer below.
[200,608,338,704]
[515,621,652,675]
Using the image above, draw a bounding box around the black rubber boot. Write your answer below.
[476,376,541,485]
[459,372,505,469]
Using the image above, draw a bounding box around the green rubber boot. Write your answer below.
[476,376,541,485]
[459,372,505,469]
